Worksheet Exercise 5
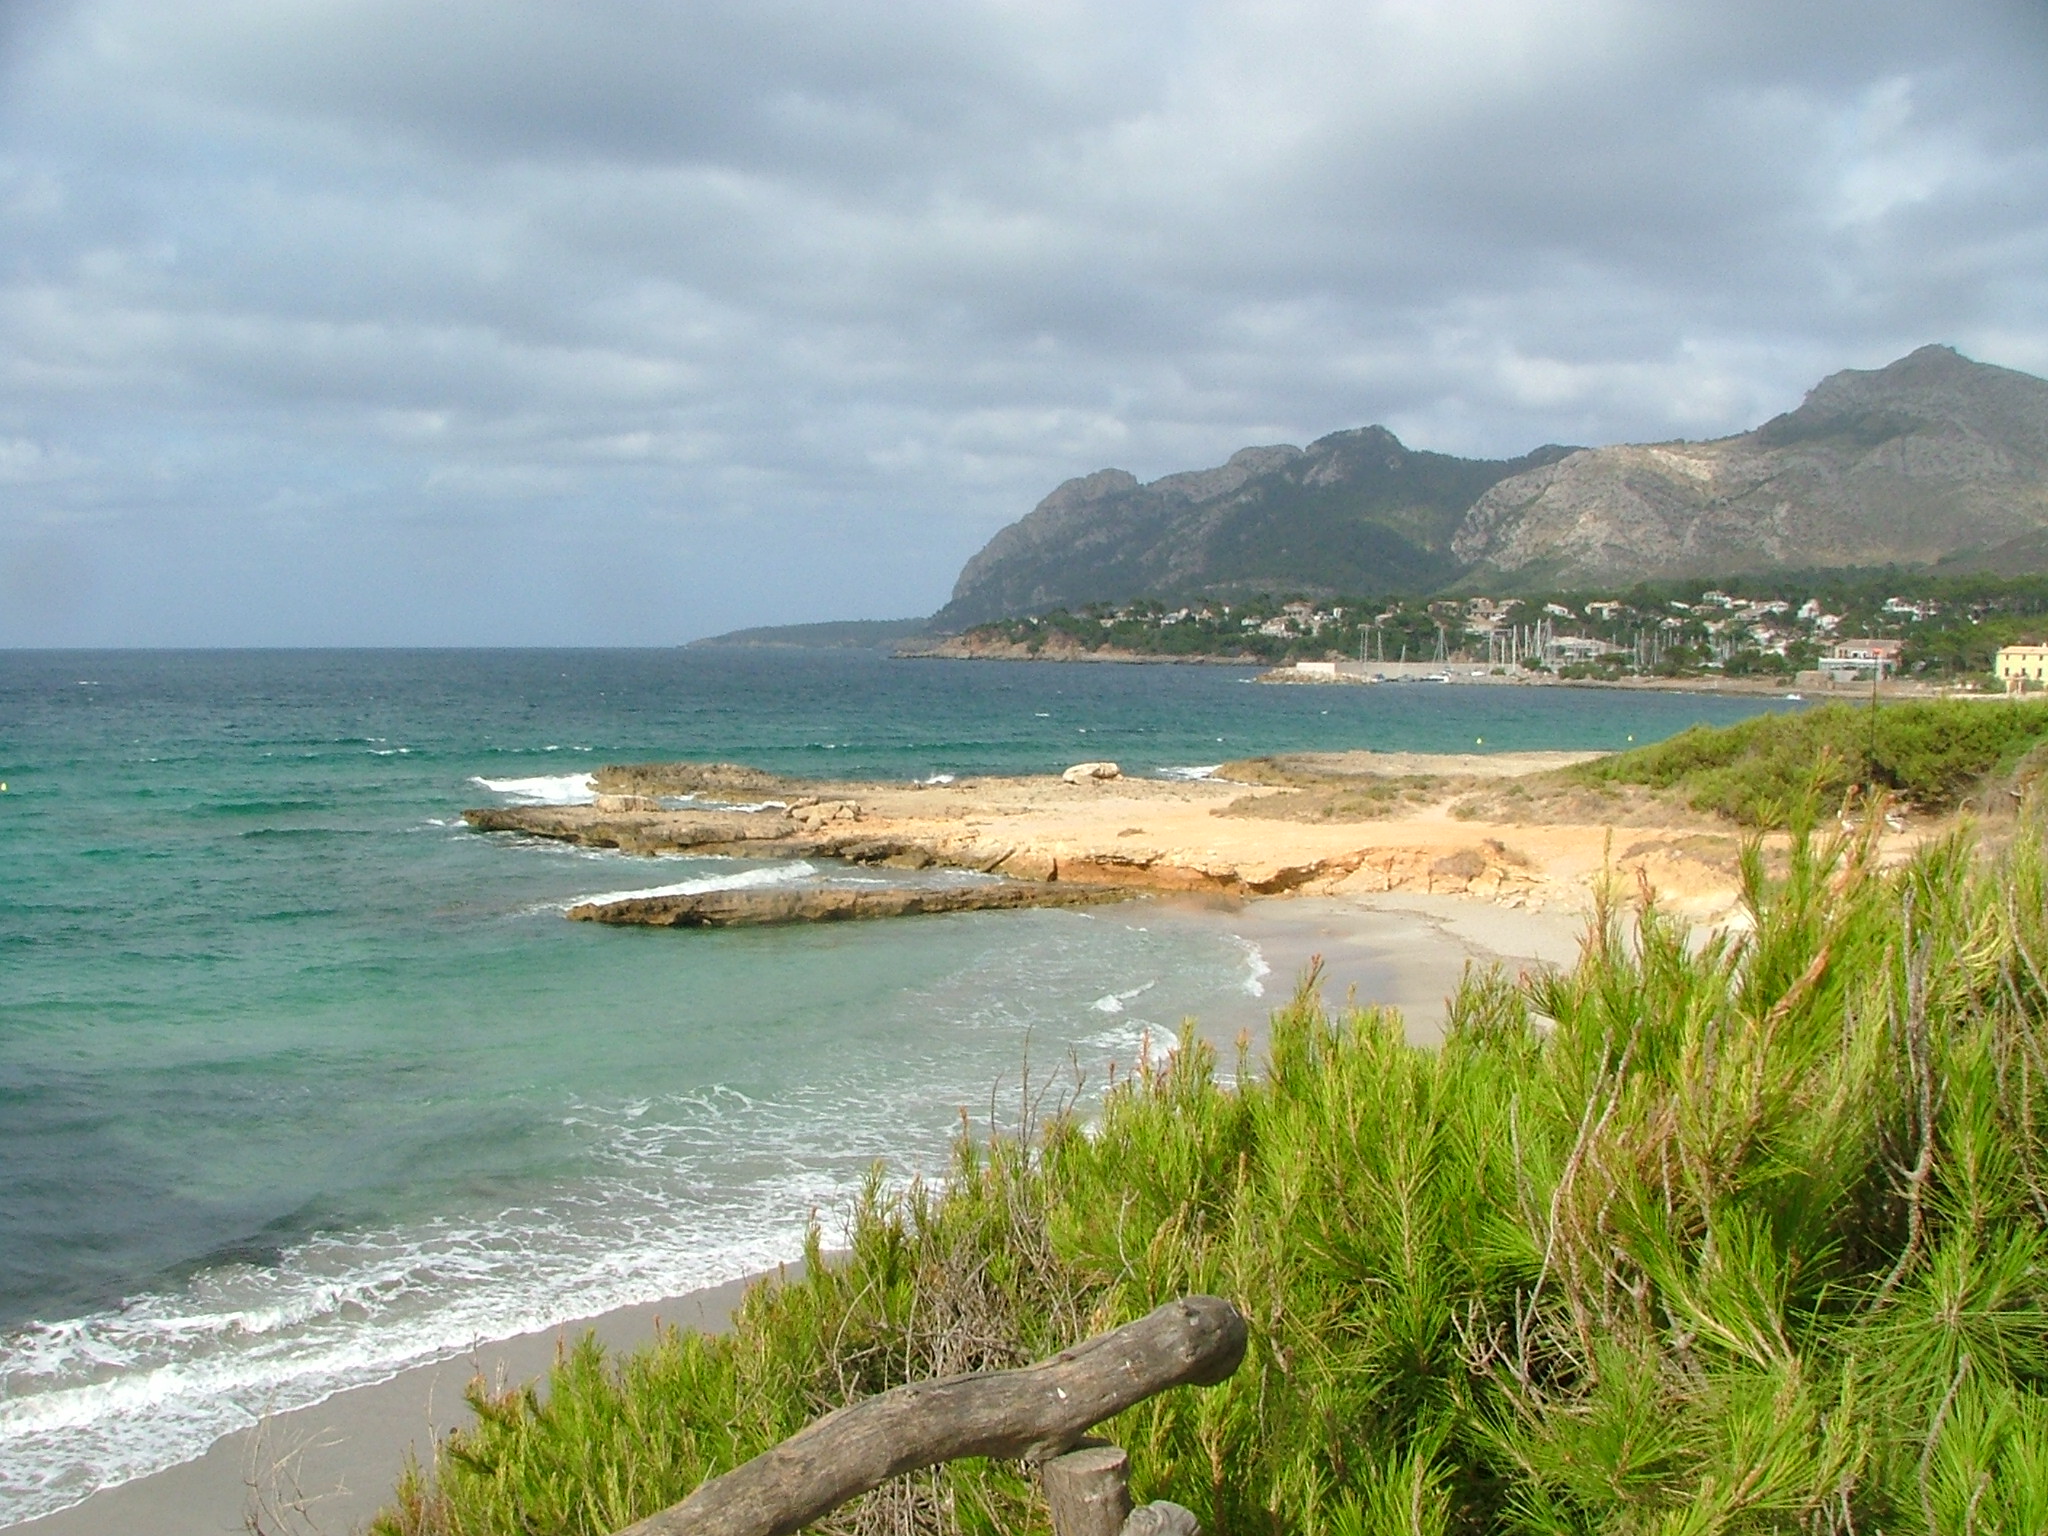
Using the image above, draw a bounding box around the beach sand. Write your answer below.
[1135,890,1586,1048]
[9,1272,770,1536]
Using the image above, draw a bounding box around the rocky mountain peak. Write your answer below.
[934,347,2048,625]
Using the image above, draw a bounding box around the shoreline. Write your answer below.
[5,1270,775,1536]
[478,748,1801,931]
[1,888,1589,1534]
[894,646,1974,700]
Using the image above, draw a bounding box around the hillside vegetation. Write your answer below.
[1577,698,2048,825]
[379,808,2048,1536]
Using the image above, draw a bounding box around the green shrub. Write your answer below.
[1577,698,2048,824]
[378,816,2048,1536]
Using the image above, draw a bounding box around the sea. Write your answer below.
[0,648,1796,1523]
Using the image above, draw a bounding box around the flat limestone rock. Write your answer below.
[569,880,1133,927]
[594,761,796,797]
[464,805,799,851]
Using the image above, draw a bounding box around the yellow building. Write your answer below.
[1996,644,2048,691]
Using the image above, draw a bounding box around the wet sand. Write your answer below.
[1134,890,1586,1048]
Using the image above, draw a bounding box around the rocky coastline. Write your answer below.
[456,747,1801,932]
[895,633,1251,663]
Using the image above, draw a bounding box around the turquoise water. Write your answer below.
[0,649,1793,1522]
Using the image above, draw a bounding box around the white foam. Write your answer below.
[1234,937,1271,997]
[917,774,955,786]
[1091,980,1156,1014]
[1155,765,1220,781]
[0,1205,811,1526]
[1081,1022,1170,1065]
[572,862,816,909]
[472,773,596,806]
[0,1075,928,1526]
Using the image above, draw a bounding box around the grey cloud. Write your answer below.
[0,0,2043,644]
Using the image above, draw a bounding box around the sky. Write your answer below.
[1,2,2044,645]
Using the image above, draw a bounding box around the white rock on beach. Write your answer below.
[1062,761,1122,783]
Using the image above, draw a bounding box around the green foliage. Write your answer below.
[957,568,2048,679]
[1578,698,2048,824]
[969,595,1465,667]
[378,817,2048,1536]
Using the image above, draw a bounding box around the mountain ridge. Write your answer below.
[1451,346,2048,586]
[935,346,2048,628]
[934,428,1574,628]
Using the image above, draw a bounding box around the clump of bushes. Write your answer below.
[379,814,2048,1536]
[1577,698,2048,824]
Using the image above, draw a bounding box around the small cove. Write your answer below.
[0,648,1794,1524]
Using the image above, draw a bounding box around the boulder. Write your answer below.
[791,799,861,828]
[1063,761,1123,784]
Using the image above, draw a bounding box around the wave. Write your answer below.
[1090,980,1157,1014]
[1081,1021,1172,1066]
[1233,937,1271,997]
[1155,765,1220,781]
[0,1070,958,1526]
[569,862,817,909]
[472,773,596,806]
[0,1179,825,1526]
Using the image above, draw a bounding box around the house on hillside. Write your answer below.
[1547,635,1620,666]
[1818,638,1904,683]
[1997,644,2048,692]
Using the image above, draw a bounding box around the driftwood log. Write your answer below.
[617,1295,1247,1536]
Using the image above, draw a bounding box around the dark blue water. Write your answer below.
[0,649,1793,1521]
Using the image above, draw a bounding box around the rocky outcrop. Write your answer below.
[592,762,797,798]
[567,881,1134,927]
[1452,346,2048,585]
[463,756,1645,924]
[462,805,806,856]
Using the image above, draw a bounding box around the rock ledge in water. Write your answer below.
[569,881,1131,927]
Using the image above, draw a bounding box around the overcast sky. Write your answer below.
[1,1,2044,644]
